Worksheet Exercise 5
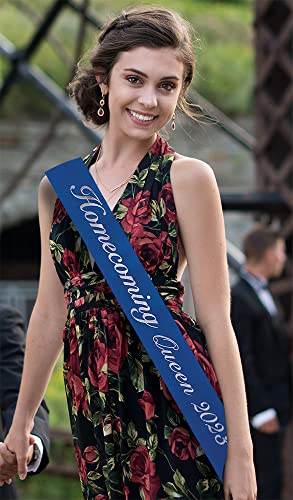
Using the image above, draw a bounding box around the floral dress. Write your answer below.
[50,136,224,499]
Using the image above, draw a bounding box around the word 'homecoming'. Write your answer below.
[70,184,194,396]
[70,184,158,328]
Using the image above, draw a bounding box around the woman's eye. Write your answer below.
[127,76,141,85]
[161,82,175,91]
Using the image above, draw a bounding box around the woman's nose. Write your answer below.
[137,89,157,109]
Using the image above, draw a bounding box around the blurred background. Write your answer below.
[0,0,292,498]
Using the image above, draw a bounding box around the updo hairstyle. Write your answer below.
[68,6,197,126]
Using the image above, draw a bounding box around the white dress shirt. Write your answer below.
[27,435,43,473]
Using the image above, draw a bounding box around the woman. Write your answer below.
[1,6,256,499]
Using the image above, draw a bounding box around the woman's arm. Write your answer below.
[171,157,256,499]
[4,176,67,480]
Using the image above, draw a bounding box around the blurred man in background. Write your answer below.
[231,225,292,499]
[0,304,50,499]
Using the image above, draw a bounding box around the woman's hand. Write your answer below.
[0,437,34,486]
[223,446,257,500]
[0,444,15,487]
[3,426,35,481]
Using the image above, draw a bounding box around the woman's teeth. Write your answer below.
[129,110,155,122]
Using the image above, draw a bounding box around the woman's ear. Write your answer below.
[95,72,109,95]
[100,83,109,96]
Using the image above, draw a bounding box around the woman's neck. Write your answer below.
[100,128,157,170]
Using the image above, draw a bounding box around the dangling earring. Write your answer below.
[171,112,176,131]
[97,94,105,117]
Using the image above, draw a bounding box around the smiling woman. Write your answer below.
[68,6,196,128]
[95,46,184,148]
[1,5,257,500]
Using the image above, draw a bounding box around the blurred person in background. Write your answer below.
[231,225,292,499]
[0,304,50,499]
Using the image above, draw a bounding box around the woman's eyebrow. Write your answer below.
[123,68,180,81]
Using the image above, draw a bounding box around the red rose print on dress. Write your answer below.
[74,444,88,484]
[64,290,72,308]
[92,281,112,294]
[123,486,130,499]
[138,390,156,420]
[74,296,85,308]
[160,230,173,261]
[150,139,162,156]
[100,309,128,374]
[150,136,174,156]
[112,417,122,433]
[129,445,160,500]
[83,446,99,463]
[158,183,177,223]
[62,248,78,272]
[53,198,67,224]
[166,297,182,315]
[88,339,108,392]
[161,139,175,157]
[160,379,181,415]
[62,248,84,286]
[120,191,152,233]
[66,371,88,413]
[168,427,199,460]
[71,275,85,286]
[130,229,164,272]
[67,316,80,374]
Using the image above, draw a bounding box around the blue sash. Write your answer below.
[46,158,227,480]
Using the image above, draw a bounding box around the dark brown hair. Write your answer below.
[68,6,197,126]
[243,224,281,262]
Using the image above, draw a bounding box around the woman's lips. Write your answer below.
[126,108,157,126]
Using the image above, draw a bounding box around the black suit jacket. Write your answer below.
[231,278,292,426]
[0,304,50,499]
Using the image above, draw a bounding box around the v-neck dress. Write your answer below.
[49,136,224,499]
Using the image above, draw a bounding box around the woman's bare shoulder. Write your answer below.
[38,175,59,226]
[39,175,58,206]
[171,153,217,194]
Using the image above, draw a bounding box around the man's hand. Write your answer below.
[0,442,34,486]
[258,415,280,433]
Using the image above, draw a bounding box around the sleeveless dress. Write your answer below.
[50,136,224,499]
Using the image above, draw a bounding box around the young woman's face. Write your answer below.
[101,46,184,140]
